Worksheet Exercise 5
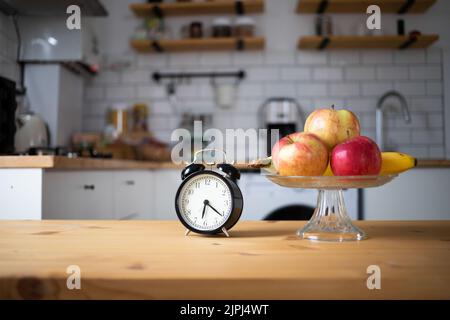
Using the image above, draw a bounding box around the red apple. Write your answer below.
[331,136,381,176]
[304,106,360,150]
[272,132,329,176]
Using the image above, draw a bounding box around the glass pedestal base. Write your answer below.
[263,173,397,241]
[297,189,366,242]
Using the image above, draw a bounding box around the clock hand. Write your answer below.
[202,200,208,219]
[206,203,223,216]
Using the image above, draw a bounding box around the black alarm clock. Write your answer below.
[175,150,243,237]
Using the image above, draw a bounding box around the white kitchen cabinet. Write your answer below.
[364,168,450,220]
[43,171,114,219]
[113,171,154,220]
[0,169,43,220]
[153,169,180,220]
[0,169,156,220]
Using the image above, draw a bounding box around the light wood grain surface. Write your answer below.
[416,159,450,168]
[1,156,449,170]
[0,156,183,170]
[296,0,436,14]
[131,38,265,53]
[130,0,264,17]
[298,35,439,50]
[0,220,449,300]
[0,156,251,170]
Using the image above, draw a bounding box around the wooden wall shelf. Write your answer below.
[130,37,265,53]
[130,0,264,17]
[298,35,439,50]
[297,0,436,14]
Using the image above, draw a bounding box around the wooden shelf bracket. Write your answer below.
[152,5,163,18]
[151,41,164,53]
[318,37,330,49]
[398,0,417,14]
[317,0,329,14]
[399,35,418,49]
[235,0,245,15]
[236,38,245,50]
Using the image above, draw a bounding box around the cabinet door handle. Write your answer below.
[83,184,95,190]
[125,180,135,186]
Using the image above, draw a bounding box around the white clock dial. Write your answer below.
[178,173,233,231]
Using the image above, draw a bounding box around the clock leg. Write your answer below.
[185,229,191,236]
[221,227,230,238]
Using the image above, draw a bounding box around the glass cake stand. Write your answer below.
[263,171,397,242]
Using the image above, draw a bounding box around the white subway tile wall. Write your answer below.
[82,47,445,158]
[376,66,409,80]
[346,67,376,80]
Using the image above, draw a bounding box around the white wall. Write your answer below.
[81,0,449,159]
[25,64,83,146]
[57,66,83,146]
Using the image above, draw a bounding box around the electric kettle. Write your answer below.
[14,96,49,153]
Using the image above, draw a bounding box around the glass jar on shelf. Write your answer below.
[189,21,203,38]
[146,17,172,40]
[234,16,255,37]
[212,17,232,37]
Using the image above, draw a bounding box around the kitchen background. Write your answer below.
[1,0,450,222]
[91,0,448,159]
[2,0,450,158]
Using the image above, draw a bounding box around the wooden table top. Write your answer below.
[1,220,449,300]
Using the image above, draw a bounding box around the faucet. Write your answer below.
[376,91,411,151]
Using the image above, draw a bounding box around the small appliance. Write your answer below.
[258,97,304,156]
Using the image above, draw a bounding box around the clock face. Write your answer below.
[177,173,233,232]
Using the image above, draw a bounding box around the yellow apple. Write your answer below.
[304,106,360,150]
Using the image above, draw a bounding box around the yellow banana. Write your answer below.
[323,163,333,176]
[380,152,417,175]
[323,152,416,176]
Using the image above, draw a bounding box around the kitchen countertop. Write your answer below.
[0,155,183,170]
[0,155,449,170]
[415,159,450,168]
[0,220,449,299]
